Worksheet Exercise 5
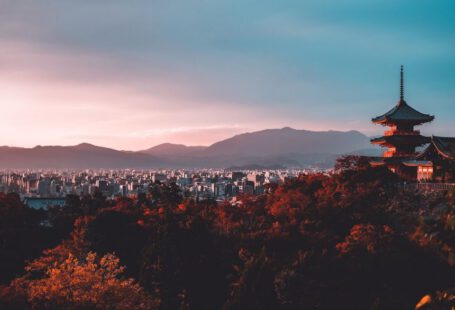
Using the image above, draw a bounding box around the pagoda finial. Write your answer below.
[400,65,404,101]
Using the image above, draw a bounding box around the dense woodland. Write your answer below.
[0,156,454,309]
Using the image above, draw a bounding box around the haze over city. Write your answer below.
[1,0,454,151]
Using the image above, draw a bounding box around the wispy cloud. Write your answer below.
[0,0,454,149]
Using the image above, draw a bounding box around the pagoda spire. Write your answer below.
[400,65,404,102]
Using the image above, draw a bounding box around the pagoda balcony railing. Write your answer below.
[383,150,414,158]
[401,183,455,192]
[384,130,420,136]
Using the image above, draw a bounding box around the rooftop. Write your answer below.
[372,100,435,125]
[372,66,434,125]
[417,136,455,160]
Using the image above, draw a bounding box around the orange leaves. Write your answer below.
[268,189,309,219]
[336,224,394,255]
[112,197,136,213]
[177,203,187,213]
[25,252,157,309]
[143,208,152,217]
[415,294,432,309]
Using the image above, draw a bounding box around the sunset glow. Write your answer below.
[1,1,454,150]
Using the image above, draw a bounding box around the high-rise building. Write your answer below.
[37,179,51,196]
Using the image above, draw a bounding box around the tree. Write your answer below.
[334,155,371,172]
[0,193,55,284]
[223,248,280,310]
[18,252,157,309]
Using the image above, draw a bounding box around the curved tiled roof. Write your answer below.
[417,136,455,160]
[372,100,434,125]
[402,160,433,167]
[431,136,455,160]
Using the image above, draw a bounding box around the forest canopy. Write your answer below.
[1,156,454,309]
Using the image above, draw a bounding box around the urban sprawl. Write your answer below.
[0,169,327,208]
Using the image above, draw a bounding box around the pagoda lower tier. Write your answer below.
[371,134,431,157]
[369,132,431,179]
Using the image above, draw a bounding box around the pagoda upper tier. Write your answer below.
[372,100,434,126]
[372,66,434,126]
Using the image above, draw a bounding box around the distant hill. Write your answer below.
[141,143,207,156]
[0,128,377,169]
[139,127,375,168]
[204,127,371,156]
[0,143,166,169]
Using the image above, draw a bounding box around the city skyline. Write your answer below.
[1,1,454,150]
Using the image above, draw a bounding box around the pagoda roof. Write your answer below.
[369,159,385,166]
[366,156,386,166]
[372,100,434,125]
[402,160,433,167]
[372,66,434,125]
[368,156,429,166]
[382,157,416,164]
[417,136,455,160]
[371,134,431,146]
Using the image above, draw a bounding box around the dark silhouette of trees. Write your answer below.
[0,193,58,284]
[1,159,454,309]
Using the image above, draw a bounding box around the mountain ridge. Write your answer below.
[0,128,378,169]
[141,143,207,156]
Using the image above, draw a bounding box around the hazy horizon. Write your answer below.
[1,1,454,150]
[1,126,371,151]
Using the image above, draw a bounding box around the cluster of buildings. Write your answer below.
[0,169,318,206]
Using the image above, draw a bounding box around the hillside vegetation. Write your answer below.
[0,156,454,309]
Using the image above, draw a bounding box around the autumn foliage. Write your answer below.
[23,252,155,309]
[0,156,454,309]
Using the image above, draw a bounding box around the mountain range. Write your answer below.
[0,128,378,169]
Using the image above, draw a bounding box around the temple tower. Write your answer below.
[371,66,434,178]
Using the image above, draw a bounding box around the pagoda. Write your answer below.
[370,66,434,179]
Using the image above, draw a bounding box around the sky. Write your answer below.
[0,0,454,150]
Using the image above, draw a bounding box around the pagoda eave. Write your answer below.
[382,157,417,164]
[371,135,431,147]
[371,116,434,126]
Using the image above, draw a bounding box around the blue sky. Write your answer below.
[0,0,454,149]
